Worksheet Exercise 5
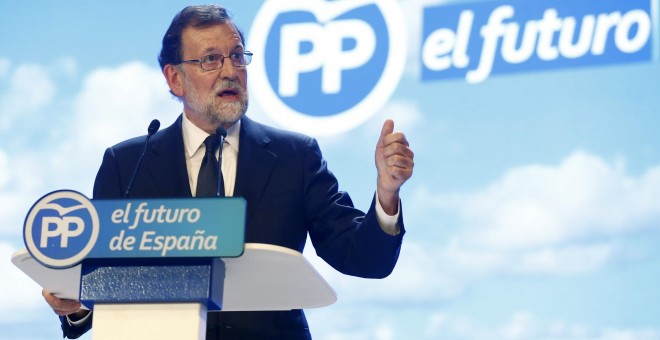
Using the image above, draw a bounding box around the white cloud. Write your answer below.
[512,243,614,275]
[0,64,56,131]
[0,153,55,236]
[499,312,541,339]
[305,238,616,310]
[53,56,78,79]
[374,99,422,134]
[305,240,468,303]
[72,61,180,151]
[600,329,660,340]
[424,312,448,338]
[422,311,660,340]
[406,151,660,277]
[0,150,8,187]
[0,58,10,78]
[440,238,617,276]
[449,151,660,250]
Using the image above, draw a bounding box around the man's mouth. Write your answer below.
[217,89,239,98]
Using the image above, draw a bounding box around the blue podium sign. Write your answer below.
[23,190,246,269]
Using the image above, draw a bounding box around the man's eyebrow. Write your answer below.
[200,45,244,55]
[202,47,219,54]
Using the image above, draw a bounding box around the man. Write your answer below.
[42,4,414,339]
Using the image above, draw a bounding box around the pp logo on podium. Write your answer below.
[24,190,100,268]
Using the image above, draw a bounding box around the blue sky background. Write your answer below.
[2,0,660,339]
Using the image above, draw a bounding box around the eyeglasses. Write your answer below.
[179,51,253,71]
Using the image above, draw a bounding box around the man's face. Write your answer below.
[179,22,248,129]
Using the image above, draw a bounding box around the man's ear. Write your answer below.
[163,64,184,97]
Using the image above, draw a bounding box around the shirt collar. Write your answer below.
[225,119,240,153]
[182,113,241,158]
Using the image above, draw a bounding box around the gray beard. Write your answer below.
[182,74,249,127]
[201,96,248,127]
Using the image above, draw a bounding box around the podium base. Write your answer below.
[93,303,207,340]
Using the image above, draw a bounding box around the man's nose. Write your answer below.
[218,59,239,79]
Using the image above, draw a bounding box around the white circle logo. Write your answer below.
[23,190,99,268]
[249,0,406,136]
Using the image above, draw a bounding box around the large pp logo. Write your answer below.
[249,0,406,136]
[24,190,99,268]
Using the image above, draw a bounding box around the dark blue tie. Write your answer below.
[196,135,224,197]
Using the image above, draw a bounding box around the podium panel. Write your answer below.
[12,243,336,311]
[12,242,336,339]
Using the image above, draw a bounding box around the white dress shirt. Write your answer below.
[182,113,239,197]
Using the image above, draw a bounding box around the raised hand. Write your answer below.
[374,119,414,215]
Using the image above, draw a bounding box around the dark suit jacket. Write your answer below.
[61,115,405,339]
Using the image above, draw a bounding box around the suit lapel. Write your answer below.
[139,115,276,207]
[234,117,277,221]
[146,115,192,197]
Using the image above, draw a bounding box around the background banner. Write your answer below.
[1,1,659,338]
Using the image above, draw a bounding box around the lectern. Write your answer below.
[13,190,336,339]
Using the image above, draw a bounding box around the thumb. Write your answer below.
[379,119,394,145]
